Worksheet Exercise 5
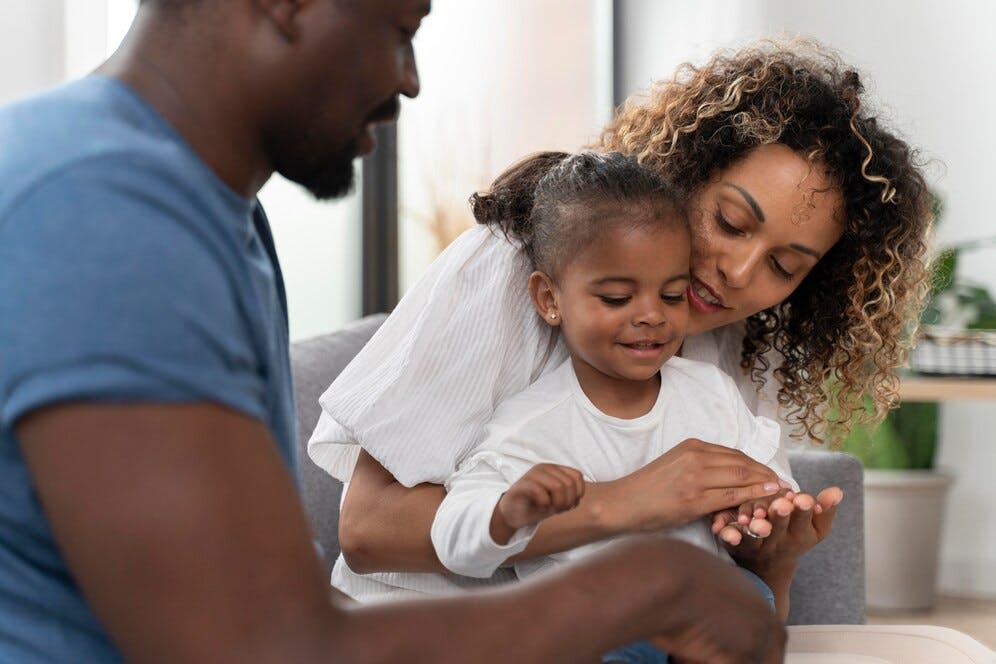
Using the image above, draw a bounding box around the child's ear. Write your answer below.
[528,271,561,327]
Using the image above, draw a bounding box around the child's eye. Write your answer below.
[661,293,686,303]
[599,295,630,306]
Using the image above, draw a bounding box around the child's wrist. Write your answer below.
[489,498,516,545]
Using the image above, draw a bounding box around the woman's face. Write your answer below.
[685,143,845,335]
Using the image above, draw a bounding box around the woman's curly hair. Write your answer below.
[594,39,932,443]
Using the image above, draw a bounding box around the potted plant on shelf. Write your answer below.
[843,199,996,611]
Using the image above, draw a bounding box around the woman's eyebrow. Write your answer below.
[723,183,765,223]
[791,243,822,259]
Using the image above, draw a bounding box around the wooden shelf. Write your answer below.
[898,375,996,402]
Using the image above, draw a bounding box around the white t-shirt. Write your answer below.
[308,224,797,601]
[431,356,793,581]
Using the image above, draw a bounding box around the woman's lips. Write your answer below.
[688,277,729,314]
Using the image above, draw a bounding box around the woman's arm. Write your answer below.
[341,440,786,573]
[338,450,448,573]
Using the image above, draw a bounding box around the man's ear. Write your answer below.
[255,0,308,41]
[528,271,562,327]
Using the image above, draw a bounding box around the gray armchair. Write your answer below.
[291,314,866,625]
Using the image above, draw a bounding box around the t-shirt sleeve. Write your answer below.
[307,226,564,487]
[430,448,537,579]
[0,159,267,431]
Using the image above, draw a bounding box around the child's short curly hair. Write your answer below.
[596,39,933,443]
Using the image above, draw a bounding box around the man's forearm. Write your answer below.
[333,538,681,663]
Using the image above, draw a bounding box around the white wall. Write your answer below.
[1,0,361,341]
[0,1,65,105]
[397,0,612,290]
[618,0,996,597]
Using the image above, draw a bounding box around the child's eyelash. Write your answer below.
[599,296,630,306]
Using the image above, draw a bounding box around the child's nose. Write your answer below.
[633,301,667,327]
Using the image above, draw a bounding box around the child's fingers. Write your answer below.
[524,481,552,509]
[532,466,580,511]
[786,492,817,538]
[548,465,585,507]
[813,487,843,540]
[719,524,743,546]
[712,509,737,534]
[747,517,772,538]
[766,496,794,540]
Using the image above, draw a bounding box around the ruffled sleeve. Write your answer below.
[307,225,567,487]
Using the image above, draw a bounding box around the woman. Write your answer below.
[308,40,931,613]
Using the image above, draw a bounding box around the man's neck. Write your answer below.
[570,356,662,420]
[96,9,273,198]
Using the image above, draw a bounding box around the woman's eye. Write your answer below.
[714,210,744,236]
[770,256,795,280]
[599,296,630,306]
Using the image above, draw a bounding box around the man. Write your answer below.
[0,1,785,661]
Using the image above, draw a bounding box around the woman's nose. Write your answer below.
[718,244,764,289]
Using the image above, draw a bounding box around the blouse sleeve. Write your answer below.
[307,225,566,487]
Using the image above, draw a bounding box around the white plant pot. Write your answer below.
[864,469,954,611]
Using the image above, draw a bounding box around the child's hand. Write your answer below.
[490,463,585,544]
[711,489,793,546]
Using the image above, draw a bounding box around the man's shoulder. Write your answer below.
[0,77,211,218]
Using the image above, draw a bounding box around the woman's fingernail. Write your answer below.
[764,482,779,492]
[778,480,793,489]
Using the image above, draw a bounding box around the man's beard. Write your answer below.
[276,137,358,201]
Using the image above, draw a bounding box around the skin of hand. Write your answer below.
[710,486,844,620]
[597,438,790,534]
[490,464,585,544]
[634,538,786,664]
[339,440,789,573]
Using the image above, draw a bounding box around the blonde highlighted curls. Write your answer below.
[595,39,932,444]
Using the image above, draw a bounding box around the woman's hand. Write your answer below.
[602,438,790,533]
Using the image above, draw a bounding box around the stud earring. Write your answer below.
[549,313,558,320]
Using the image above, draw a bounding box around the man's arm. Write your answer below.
[18,402,784,663]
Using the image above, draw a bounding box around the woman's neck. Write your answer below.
[570,356,661,419]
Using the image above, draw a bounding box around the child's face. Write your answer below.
[537,223,691,383]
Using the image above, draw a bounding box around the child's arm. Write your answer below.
[431,457,584,578]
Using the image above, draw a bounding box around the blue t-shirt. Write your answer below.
[0,77,297,662]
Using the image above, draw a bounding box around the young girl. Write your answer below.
[327,151,791,617]
[426,152,789,663]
